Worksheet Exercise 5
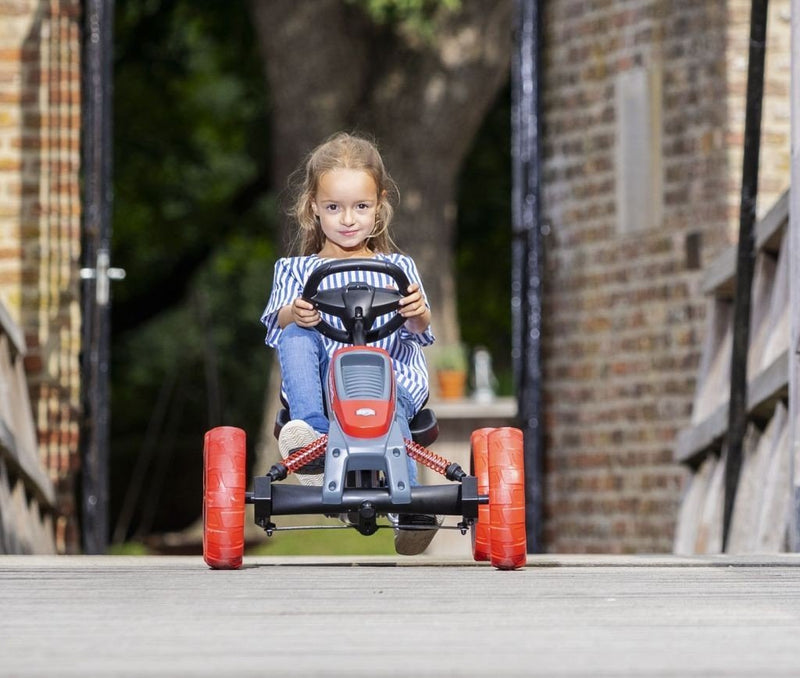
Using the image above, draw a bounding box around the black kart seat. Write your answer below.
[408,408,439,448]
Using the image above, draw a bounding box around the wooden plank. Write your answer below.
[755,189,789,253]
[0,336,13,432]
[0,320,55,510]
[758,236,791,372]
[0,299,25,358]
[746,252,778,381]
[701,188,788,298]
[11,481,33,554]
[673,454,717,554]
[0,459,18,554]
[726,422,773,553]
[0,421,55,508]
[748,349,789,421]
[701,247,738,299]
[694,451,725,554]
[10,350,41,459]
[674,402,728,466]
[675,350,789,466]
[756,406,791,551]
[691,303,733,424]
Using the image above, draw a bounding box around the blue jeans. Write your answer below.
[278,324,418,484]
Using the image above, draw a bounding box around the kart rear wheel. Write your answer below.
[470,428,493,562]
[488,427,526,570]
[203,426,246,570]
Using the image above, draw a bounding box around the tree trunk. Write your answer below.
[249,0,512,346]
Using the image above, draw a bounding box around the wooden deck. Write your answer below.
[3,554,800,676]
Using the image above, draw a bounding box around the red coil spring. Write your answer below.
[404,438,452,477]
[283,435,329,473]
[283,436,455,478]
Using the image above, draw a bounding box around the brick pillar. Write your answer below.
[0,1,83,553]
[539,0,791,552]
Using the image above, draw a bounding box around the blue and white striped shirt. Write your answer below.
[261,253,435,413]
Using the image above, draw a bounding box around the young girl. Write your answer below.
[260,132,439,553]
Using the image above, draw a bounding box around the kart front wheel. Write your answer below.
[488,427,527,570]
[470,428,493,562]
[203,426,246,569]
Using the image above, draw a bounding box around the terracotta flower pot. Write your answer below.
[436,369,467,400]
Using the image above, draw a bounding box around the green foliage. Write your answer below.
[430,343,468,372]
[247,525,396,556]
[455,83,513,392]
[113,0,269,282]
[106,541,151,556]
[110,0,276,537]
[348,0,461,38]
[110,231,275,536]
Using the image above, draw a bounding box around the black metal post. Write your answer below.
[80,0,114,554]
[722,0,769,549]
[511,0,544,553]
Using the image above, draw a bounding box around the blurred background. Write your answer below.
[108,0,514,545]
[0,0,794,558]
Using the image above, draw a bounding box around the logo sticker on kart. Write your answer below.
[356,408,376,417]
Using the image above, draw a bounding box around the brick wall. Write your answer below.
[0,0,82,553]
[540,0,790,552]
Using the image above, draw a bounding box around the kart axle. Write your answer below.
[246,476,484,532]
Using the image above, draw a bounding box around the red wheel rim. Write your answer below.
[203,426,246,569]
[488,427,526,570]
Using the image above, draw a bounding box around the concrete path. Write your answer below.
[2,554,800,676]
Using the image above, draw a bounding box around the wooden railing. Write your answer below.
[0,299,56,553]
[674,190,791,554]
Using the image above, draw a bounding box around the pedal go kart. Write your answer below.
[202,259,526,570]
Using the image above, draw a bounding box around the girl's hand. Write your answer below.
[290,297,320,328]
[399,283,430,333]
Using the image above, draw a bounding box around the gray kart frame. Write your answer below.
[246,258,485,537]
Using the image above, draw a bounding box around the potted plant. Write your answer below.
[431,343,468,400]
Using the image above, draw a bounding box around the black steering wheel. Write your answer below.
[301,258,412,345]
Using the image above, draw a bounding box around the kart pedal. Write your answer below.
[392,513,443,556]
[296,457,325,474]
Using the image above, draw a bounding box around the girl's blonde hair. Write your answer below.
[292,132,399,256]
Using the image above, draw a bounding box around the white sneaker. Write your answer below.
[392,513,443,556]
[278,420,323,487]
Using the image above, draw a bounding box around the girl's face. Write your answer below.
[312,168,379,258]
